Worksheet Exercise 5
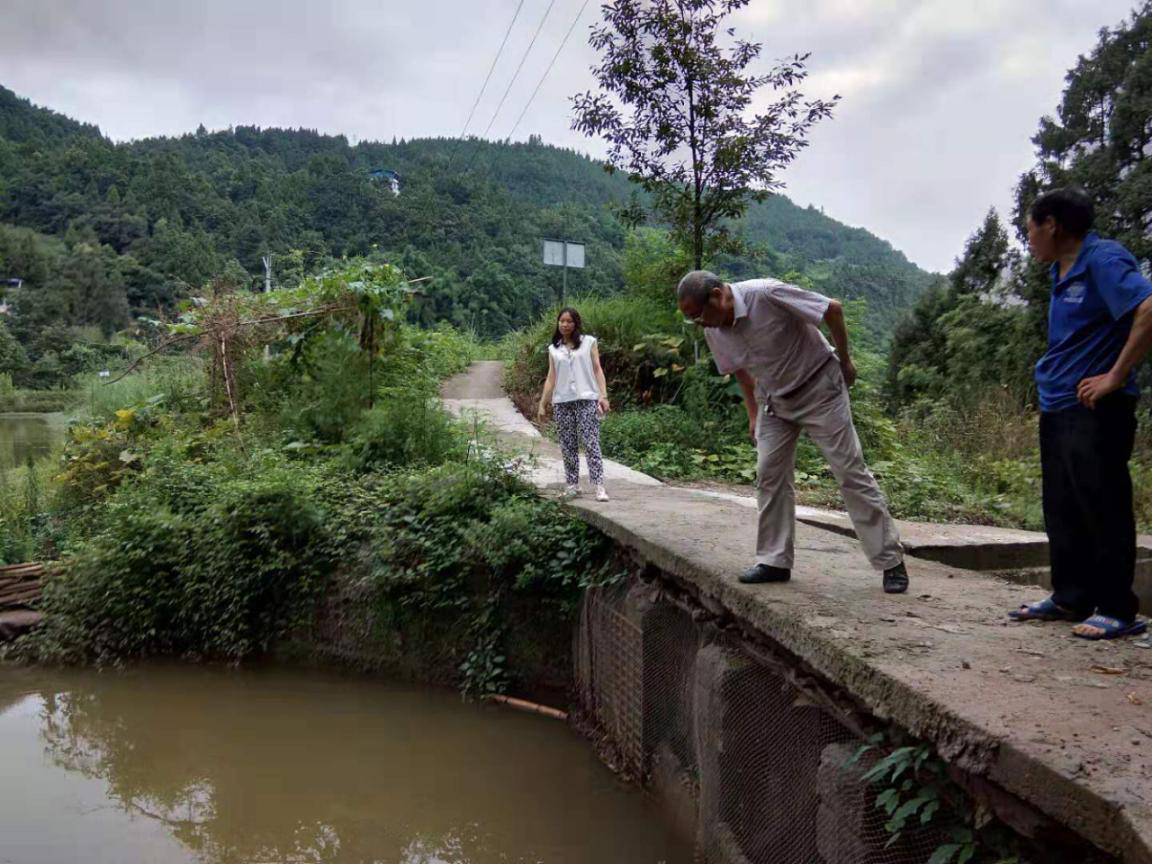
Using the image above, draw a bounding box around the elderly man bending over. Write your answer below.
[678,271,908,593]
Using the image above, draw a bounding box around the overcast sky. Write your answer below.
[0,0,1141,273]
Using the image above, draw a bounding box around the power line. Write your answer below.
[479,0,558,140]
[503,0,591,144]
[458,0,527,140]
[461,0,559,174]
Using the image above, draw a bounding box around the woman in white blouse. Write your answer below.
[537,307,611,501]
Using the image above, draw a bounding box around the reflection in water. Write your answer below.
[0,666,691,864]
[0,412,67,468]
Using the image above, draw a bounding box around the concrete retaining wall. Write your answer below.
[574,567,1120,864]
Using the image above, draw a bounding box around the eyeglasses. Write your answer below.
[685,305,711,326]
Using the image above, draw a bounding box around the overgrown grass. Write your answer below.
[0,390,79,413]
[76,356,208,422]
[0,455,58,565]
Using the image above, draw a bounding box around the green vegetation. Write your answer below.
[506,3,1152,534]
[6,2,1149,690]
[854,731,1061,864]
[2,262,616,699]
[0,81,932,380]
[0,75,936,686]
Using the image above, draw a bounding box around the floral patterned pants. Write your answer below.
[554,399,604,486]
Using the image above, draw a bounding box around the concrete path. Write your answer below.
[442,361,659,489]
[442,362,1152,864]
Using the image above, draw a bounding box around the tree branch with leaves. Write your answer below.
[572,0,838,269]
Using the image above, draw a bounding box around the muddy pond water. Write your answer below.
[0,412,67,468]
[0,665,692,864]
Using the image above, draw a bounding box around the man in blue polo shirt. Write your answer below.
[1010,187,1152,639]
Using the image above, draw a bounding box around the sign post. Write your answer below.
[542,240,585,306]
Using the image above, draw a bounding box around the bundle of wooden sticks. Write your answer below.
[0,562,43,610]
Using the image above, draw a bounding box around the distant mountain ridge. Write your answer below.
[0,84,934,336]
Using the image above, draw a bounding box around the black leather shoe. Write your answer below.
[883,562,909,594]
[740,564,792,584]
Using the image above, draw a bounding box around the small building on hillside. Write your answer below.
[0,278,22,315]
[368,168,401,197]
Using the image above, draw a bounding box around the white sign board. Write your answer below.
[543,240,565,267]
[542,240,586,269]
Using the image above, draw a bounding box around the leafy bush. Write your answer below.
[52,405,232,519]
[621,227,694,306]
[362,461,619,695]
[78,356,206,422]
[270,330,373,444]
[503,293,694,409]
[23,453,333,663]
[248,301,475,446]
[53,413,151,512]
[400,323,477,384]
[599,405,756,481]
[346,395,466,470]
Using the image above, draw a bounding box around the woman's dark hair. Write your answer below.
[1029,187,1095,238]
[551,307,584,348]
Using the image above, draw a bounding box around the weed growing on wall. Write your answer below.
[853,731,1089,864]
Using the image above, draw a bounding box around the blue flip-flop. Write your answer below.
[1072,614,1149,641]
[1008,597,1083,622]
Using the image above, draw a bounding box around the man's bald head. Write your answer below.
[677,270,725,307]
[677,270,734,328]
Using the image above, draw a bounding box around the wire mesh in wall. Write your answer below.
[575,578,942,864]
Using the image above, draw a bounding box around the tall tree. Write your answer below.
[572,0,837,268]
[886,212,1029,408]
[1022,2,1152,262]
[951,209,1011,297]
[0,318,29,381]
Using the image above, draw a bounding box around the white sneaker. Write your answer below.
[563,484,580,498]
[595,485,609,502]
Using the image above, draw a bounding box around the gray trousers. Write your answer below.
[755,362,903,571]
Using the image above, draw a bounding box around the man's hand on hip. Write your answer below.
[1077,371,1123,408]
[840,357,857,387]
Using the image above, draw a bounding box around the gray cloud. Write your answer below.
[0,0,1141,272]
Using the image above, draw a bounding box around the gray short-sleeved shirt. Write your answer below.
[703,279,835,400]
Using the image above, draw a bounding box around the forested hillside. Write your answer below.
[0,84,932,360]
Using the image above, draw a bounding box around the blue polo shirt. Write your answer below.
[1035,233,1152,412]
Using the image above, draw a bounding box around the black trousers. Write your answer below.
[1040,394,1140,621]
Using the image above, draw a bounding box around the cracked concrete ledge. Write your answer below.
[568,485,1152,863]
[783,494,1152,612]
[443,362,1152,863]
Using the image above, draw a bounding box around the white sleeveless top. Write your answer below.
[548,336,600,404]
